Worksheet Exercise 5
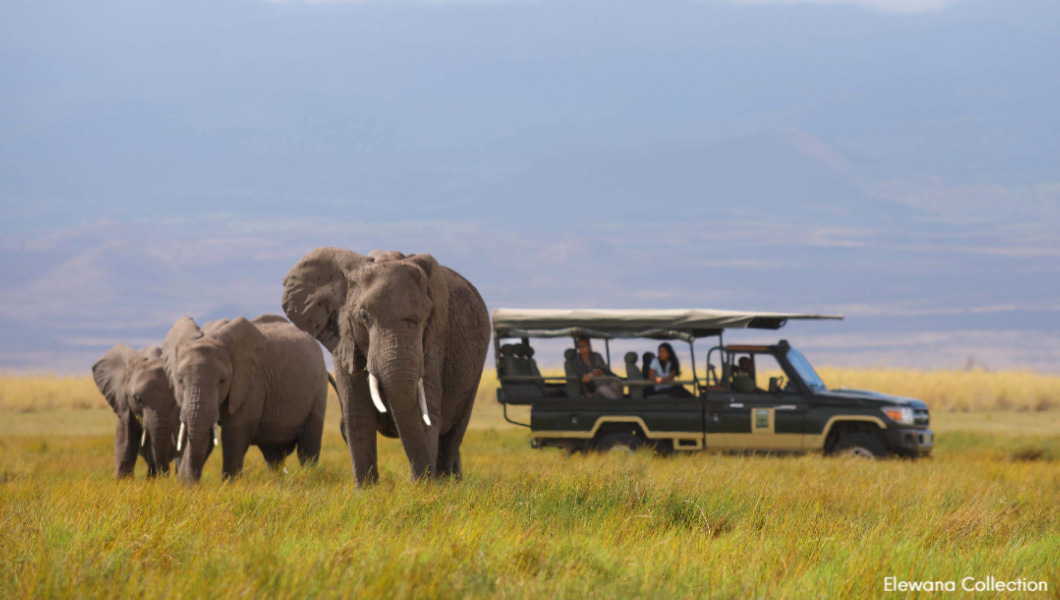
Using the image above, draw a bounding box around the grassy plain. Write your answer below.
[2,370,1059,598]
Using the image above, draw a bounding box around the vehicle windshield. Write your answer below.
[786,347,827,392]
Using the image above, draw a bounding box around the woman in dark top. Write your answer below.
[573,336,622,399]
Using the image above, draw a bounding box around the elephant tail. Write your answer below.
[327,372,349,446]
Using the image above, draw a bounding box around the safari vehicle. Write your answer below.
[492,309,933,458]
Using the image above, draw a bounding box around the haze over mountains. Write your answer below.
[1,0,1057,372]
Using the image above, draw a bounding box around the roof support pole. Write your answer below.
[689,340,698,396]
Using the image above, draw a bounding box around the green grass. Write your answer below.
[2,407,1059,598]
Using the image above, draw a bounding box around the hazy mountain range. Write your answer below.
[1,0,1057,372]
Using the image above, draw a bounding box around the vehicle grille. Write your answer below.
[914,409,930,426]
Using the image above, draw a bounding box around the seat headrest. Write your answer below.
[624,352,638,363]
[521,345,535,357]
[564,348,576,361]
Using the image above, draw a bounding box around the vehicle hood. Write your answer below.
[818,388,929,410]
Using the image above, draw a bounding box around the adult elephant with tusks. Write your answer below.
[282,247,490,485]
[163,314,330,485]
[92,345,189,478]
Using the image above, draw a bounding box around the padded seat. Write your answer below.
[625,352,644,399]
[563,348,583,398]
[500,343,545,397]
[641,352,655,380]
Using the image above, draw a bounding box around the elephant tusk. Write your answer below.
[176,422,186,453]
[418,378,432,427]
[141,429,148,447]
[368,372,387,414]
[213,426,219,446]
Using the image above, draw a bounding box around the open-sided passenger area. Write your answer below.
[493,308,843,405]
[497,339,693,403]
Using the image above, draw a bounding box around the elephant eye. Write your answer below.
[358,308,370,322]
[219,378,227,386]
[133,393,143,402]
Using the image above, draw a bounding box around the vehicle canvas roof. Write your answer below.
[492,308,843,342]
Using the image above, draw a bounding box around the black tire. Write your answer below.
[831,433,887,459]
[595,432,644,454]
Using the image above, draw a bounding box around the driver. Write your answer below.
[732,356,757,393]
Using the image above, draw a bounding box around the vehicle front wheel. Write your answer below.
[595,432,644,454]
[831,433,887,459]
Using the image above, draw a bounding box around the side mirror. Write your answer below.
[769,377,782,393]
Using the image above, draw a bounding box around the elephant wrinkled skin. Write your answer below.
[282,247,490,485]
[163,314,329,484]
[92,345,180,479]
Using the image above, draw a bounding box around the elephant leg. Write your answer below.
[296,403,325,467]
[259,444,289,471]
[337,363,379,486]
[220,426,251,480]
[437,387,476,479]
[115,416,142,479]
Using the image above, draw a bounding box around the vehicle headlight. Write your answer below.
[883,406,914,425]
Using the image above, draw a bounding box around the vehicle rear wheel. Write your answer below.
[595,432,644,454]
[831,433,887,459]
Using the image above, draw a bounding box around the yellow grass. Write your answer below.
[0,372,104,412]
[2,415,1059,598]
[814,367,1060,412]
[2,372,1059,598]
[4,367,1059,414]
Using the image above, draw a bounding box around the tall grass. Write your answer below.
[0,372,103,412]
[1,425,1058,599]
[4,367,1059,414]
[816,367,1060,412]
[2,369,1059,597]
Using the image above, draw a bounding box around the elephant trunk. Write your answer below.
[368,340,433,479]
[177,384,220,485]
[143,408,175,475]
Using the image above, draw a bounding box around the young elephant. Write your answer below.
[282,248,491,485]
[92,345,180,479]
[163,314,329,484]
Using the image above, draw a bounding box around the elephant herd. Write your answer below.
[91,247,491,486]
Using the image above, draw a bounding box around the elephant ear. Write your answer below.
[139,346,164,361]
[282,247,365,353]
[406,253,450,343]
[92,344,140,415]
[211,316,266,416]
[163,317,202,404]
[201,318,230,337]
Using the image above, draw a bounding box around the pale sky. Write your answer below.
[1,0,1057,371]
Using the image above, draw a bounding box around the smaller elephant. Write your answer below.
[92,344,182,478]
[163,314,329,484]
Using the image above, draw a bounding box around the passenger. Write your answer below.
[648,343,692,398]
[573,336,622,399]
[732,356,757,393]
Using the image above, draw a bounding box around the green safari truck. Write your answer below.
[492,308,933,458]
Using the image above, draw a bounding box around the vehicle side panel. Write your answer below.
[530,397,705,448]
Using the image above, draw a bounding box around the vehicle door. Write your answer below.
[713,351,807,451]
